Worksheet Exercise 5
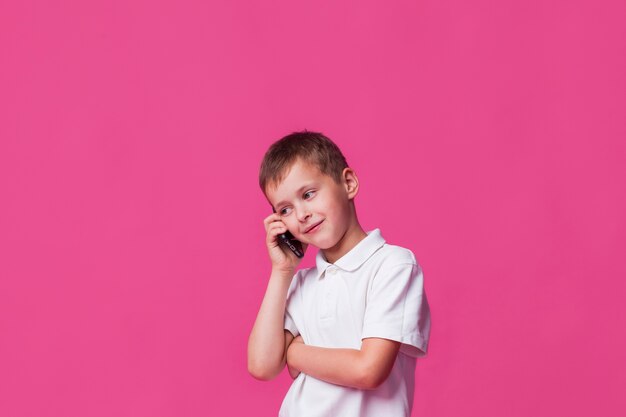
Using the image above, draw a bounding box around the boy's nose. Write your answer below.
[295,208,311,222]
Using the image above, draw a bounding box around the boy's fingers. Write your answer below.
[266,224,287,243]
[263,213,282,226]
[270,226,286,238]
[263,214,282,232]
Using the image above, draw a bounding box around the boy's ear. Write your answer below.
[342,167,360,200]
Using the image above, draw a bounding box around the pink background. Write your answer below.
[1,1,624,416]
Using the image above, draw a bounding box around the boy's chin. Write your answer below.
[309,239,337,251]
[300,240,323,250]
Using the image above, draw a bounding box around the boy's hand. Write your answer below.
[287,335,304,379]
[263,213,308,274]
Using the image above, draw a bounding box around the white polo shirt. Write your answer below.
[279,228,431,417]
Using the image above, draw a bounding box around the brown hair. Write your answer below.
[259,130,349,197]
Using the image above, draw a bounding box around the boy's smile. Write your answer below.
[266,158,367,264]
[304,219,324,234]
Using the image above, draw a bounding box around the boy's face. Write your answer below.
[266,158,357,250]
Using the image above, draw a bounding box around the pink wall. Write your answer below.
[1,1,624,416]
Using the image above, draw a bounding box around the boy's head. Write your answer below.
[259,130,366,259]
[259,131,349,199]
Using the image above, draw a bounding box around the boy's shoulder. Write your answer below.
[292,241,418,281]
[285,240,421,299]
[375,242,418,267]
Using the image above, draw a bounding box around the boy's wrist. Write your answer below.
[286,336,303,370]
[270,268,295,281]
[286,347,298,373]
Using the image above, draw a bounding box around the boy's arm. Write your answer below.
[247,270,295,380]
[287,336,401,390]
[285,331,300,379]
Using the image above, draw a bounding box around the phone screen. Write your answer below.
[272,207,304,258]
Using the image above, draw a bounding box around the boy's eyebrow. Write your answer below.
[275,184,316,208]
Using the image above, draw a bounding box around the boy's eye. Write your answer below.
[279,191,315,215]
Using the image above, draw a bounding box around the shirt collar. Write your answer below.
[314,228,386,279]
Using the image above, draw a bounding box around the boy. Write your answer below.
[248,131,431,417]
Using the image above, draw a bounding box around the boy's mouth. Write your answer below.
[304,220,324,234]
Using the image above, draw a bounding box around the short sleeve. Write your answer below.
[283,271,301,338]
[362,262,431,358]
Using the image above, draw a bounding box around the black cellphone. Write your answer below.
[272,207,304,258]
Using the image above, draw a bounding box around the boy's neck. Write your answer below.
[322,220,368,264]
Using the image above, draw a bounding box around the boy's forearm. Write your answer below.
[247,270,293,380]
[287,343,368,389]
